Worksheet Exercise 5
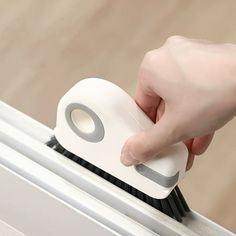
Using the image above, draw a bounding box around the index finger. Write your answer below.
[135,72,161,122]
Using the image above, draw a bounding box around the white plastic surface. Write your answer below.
[0,219,25,236]
[55,78,188,198]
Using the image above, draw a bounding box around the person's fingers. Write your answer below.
[183,138,193,149]
[186,153,195,171]
[119,157,141,166]
[183,138,195,171]
[191,133,214,155]
[135,72,161,122]
[156,99,165,122]
[120,113,178,166]
[183,133,214,171]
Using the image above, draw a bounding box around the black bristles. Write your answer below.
[46,136,190,222]
[175,186,190,212]
[171,189,186,217]
[160,199,173,218]
[167,194,182,222]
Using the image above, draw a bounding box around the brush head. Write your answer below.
[46,136,190,222]
[54,78,189,199]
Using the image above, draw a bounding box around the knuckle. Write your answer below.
[166,35,186,44]
[140,49,163,74]
[143,50,158,65]
[138,50,160,86]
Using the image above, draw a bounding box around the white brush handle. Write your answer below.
[55,78,188,199]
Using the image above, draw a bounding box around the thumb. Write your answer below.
[120,114,180,166]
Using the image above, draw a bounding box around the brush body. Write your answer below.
[54,78,188,199]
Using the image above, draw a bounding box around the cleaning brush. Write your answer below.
[47,78,190,222]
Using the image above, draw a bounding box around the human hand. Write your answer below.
[121,36,236,170]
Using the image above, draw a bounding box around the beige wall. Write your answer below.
[0,0,235,233]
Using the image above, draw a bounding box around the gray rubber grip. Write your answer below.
[65,103,105,143]
[135,164,179,188]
